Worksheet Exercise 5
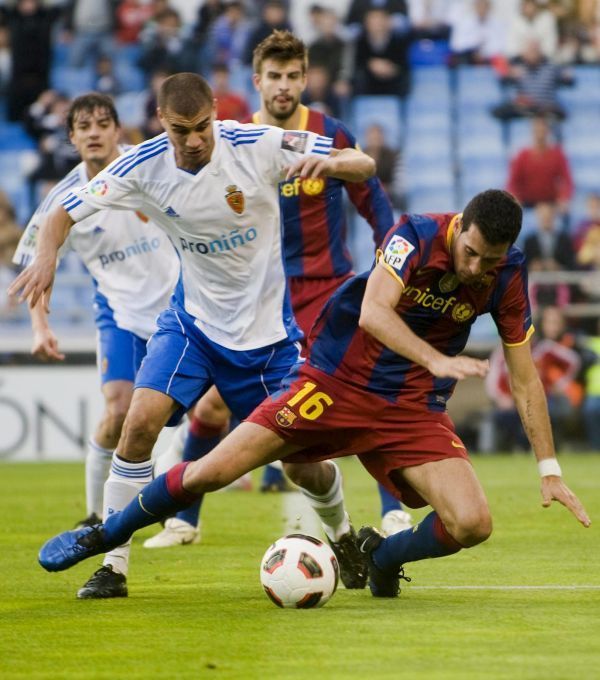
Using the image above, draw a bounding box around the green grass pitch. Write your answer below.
[0,454,598,679]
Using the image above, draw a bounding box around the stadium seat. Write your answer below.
[454,65,502,107]
[407,187,458,213]
[50,66,95,97]
[0,123,36,151]
[114,91,147,128]
[350,96,403,148]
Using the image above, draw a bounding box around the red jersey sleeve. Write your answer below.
[376,217,421,287]
[491,263,534,346]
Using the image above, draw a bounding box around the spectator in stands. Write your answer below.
[211,62,250,121]
[574,192,600,256]
[492,39,573,123]
[448,0,508,66]
[25,90,80,203]
[507,114,573,219]
[362,122,406,211]
[63,0,116,69]
[486,305,583,451]
[138,7,188,76]
[0,191,23,319]
[507,0,558,60]
[581,320,600,450]
[406,0,450,41]
[141,68,170,139]
[206,0,253,71]
[351,7,411,100]
[94,55,121,97]
[188,0,225,76]
[0,25,10,97]
[115,0,155,45]
[307,5,351,100]
[301,63,342,118]
[524,201,576,308]
[0,0,62,122]
[242,0,291,66]
[345,0,410,39]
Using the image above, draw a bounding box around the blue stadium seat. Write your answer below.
[571,158,600,192]
[455,65,502,107]
[0,123,36,151]
[50,66,95,97]
[407,187,458,213]
[114,91,147,128]
[114,61,146,93]
[350,96,403,148]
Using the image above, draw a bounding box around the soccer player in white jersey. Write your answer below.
[12,93,180,599]
[9,73,376,596]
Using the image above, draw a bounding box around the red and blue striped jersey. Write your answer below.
[252,105,393,278]
[308,213,534,412]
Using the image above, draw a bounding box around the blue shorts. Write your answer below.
[135,307,301,423]
[97,323,148,386]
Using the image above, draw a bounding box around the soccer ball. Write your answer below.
[260,534,339,608]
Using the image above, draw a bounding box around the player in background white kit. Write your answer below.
[12,93,180,599]
[10,73,376,597]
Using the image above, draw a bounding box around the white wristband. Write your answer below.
[538,458,562,477]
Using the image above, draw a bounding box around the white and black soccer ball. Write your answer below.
[260,534,340,608]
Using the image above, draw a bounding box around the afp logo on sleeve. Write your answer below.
[383,234,415,269]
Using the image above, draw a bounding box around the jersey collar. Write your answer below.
[252,104,309,131]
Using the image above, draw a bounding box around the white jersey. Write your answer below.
[60,121,334,351]
[13,158,180,340]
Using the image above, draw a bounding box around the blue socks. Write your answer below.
[378,483,403,516]
[373,511,463,570]
[175,419,223,526]
[103,463,198,549]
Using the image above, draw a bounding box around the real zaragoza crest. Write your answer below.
[225,184,244,214]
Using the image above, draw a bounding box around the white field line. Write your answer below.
[410,585,600,591]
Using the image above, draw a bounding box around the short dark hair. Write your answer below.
[67,93,120,132]
[252,29,308,75]
[462,189,522,245]
[157,72,214,117]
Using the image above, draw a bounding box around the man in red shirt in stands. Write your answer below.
[507,114,573,223]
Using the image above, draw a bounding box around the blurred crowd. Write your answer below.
[0,0,599,449]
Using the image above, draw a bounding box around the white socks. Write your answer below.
[152,420,187,477]
[85,439,113,517]
[300,462,351,542]
[102,454,153,576]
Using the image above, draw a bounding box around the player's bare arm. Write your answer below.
[8,205,75,311]
[285,147,375,183]
[29,300,65,361]
[503,341,591,527]
[359,263,489,380]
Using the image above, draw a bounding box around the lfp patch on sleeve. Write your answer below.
[383,234,415,269]
[281,131,309,153]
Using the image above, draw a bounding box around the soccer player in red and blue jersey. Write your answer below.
[146,30,411,555]
[37,189,590,595]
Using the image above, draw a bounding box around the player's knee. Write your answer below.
[193,392,230,429]
[451,508,493,547]
[119,410,162,456]
[283,460,334,494]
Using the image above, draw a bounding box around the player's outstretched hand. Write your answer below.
[285,154,332,181]
[32,328,65,362]
[7,257,56,312]
[541,476,591,527]
[429,355,489,380]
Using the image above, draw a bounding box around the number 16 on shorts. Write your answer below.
[286,381,334,421]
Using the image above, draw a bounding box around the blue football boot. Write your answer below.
[357,526,411,597]
[39,524,107,572]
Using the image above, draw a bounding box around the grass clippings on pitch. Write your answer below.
[0,454,598,680]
